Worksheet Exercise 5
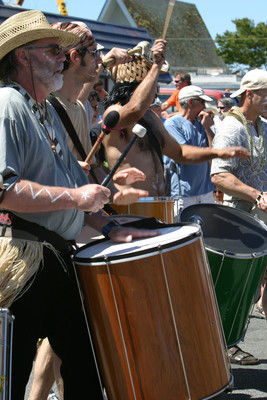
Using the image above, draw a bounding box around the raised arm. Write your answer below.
[103,39,167,128]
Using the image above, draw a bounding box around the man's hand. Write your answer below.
[75,184,111,213]
[113,188,149,205]
[151,39,167,66]
[257,193,267,213]
[78,161,91,177]
[113,167,146,185]
[198,110,214,130]
[217,146,250,160]
[108,225,161,243]
[102,47,132,68]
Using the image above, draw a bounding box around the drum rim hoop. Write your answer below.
[73,230,201,265]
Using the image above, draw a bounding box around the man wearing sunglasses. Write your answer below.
[212,97,235,133]
[161,71,191,118]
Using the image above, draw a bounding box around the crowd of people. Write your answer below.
[0,9,266,400]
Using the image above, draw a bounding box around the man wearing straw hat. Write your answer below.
[0,10,161,399]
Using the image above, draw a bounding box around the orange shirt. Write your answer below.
[166,89,181,111]
[166,83,189,112]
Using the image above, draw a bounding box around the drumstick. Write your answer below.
[162,0,176,40]
[85,111,120,164]
[101,124,147,187]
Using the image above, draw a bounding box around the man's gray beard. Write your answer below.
[49,74,64,92]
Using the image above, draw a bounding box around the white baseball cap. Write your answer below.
[179,85,212,102]
[231,69,267,98]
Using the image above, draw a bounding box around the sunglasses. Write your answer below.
[174,79,182,83]
[213,189,223,194]
[83,48,100,57]
[194,98,205,105]
[218,106,225,110]
[25,44,64,56]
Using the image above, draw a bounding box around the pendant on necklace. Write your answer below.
[51,144,56,153]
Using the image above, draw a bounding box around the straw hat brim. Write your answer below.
[0,28,79,61]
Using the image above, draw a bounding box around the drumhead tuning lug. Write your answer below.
[188,215,204,227]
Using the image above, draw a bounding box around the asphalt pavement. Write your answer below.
[221,309,267,400]
[24,308,267,400]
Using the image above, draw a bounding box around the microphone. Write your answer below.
[85,111,120,163]
[102,111,120,134]
[101,124,147,187]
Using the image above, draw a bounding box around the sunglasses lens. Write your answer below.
[51,45,63,56]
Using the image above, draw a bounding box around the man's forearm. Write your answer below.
[1,180,78,213]
[211,172,260,203]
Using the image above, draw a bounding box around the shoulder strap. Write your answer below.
[47,94,100,184]
[47,94,87,160]
[225,110,244,125]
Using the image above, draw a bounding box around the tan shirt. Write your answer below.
[53,91,93,161]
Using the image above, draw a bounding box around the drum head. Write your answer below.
[74,225,200,265]
[180,204,267,257]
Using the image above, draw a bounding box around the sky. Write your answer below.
[6,0,267,39]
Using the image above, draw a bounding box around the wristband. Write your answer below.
[102,220,121,238]
[254,192,263,206]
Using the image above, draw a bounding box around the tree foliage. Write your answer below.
[215,18,267,69]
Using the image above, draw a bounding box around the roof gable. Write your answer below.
[100,0,226,71]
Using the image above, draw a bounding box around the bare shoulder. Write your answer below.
[103,104,122,120]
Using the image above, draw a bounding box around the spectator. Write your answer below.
[163,85,215,218]
[161,71,191,118]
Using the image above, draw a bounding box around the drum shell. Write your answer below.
[208,251,267,346]
[110,197,175,223]
[180,204,267,347]
[74,226,232,400]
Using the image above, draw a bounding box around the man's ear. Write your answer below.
[188,97,194,106]
[246,89,253,100]
[69,49,80,65]
[15,48,30,67]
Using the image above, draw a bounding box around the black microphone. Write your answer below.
[102,111,120,134]
[85,110,120,163]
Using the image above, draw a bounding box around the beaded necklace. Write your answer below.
[231,106,266,175]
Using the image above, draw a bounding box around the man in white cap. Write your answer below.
[0,10,161,399]
[163,85,216,212]
[211,68,267,365]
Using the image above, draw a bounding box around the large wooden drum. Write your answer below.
[110,196,176,223]
[74,224,233,400]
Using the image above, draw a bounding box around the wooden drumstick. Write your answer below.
[162,0,176,40]
[85,111,120,164]
[101,124,147,187]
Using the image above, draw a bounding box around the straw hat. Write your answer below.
[0,10,79,61]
